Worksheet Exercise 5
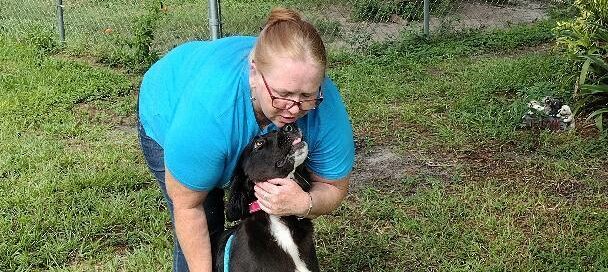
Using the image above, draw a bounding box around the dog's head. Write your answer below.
[226,123,309,221]
[239,123,308,183]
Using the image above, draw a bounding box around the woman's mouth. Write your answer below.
[280,116,296,122]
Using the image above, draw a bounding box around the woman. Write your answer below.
[138,7,354,272]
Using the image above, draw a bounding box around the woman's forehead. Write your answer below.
[263,58,323,93]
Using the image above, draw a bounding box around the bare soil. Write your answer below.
[323,0,549,48]
[350,146,457,192]
[351,125,607,206]
[435,0,548,31]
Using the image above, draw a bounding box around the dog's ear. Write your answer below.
[226,164,249,222]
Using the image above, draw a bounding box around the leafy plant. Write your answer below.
[99,2,162,73]
[577,39,608,130]
[22,25,59,54]
[555,0,608,131]
[351,0,421,22]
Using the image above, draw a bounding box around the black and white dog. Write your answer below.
[215,123,320,272]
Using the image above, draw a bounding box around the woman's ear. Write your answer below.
[249,61,259,92]
[249,59,258,77]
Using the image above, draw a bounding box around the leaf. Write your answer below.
[587,55,608,72]
[590,22,608,42]
[580,58,592,85]
[587,108,608,131]
[579,83,608,95]
[587,108,608,121]
[595,113,604,131]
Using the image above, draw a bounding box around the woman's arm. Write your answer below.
[165,169,213,272]
[306,173,350,218]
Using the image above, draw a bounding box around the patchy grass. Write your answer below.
[323,20,608,271]
[0,37,171,271]
[2,11,608,272]
[0,0,352,72]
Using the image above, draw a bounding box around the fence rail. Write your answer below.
[0,0,551,67]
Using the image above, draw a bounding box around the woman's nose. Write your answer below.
[287,104,301,115]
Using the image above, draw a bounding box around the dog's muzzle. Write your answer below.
[290,137,308,167]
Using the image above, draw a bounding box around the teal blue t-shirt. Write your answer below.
[138,36,354,191]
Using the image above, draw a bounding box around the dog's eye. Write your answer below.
[254,139,265,149]
[284,125,293,132]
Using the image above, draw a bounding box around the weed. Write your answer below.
[22,24,60,54]
[352,0,422,22]
[555,0,608,131]
[313,18,342,43]
[98,3,162,73]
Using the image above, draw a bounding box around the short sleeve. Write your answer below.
[301,78,355,181]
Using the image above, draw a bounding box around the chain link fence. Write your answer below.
[1,0,551,69]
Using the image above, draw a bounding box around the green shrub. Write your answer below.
[352,0,421,22]
[313,18,342,43]
[99,3,162,73]
[23,25,59,54]
[555,0,608,131]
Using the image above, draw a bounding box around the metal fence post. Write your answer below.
[423,0,430,36]
[208,0,222,40]
[56,0,65,42]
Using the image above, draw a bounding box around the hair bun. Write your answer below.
[264,7,301,29]
[253,7,327,73]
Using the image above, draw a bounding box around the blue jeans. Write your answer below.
[138,121,225,271]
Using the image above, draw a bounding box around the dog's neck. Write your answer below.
[247,171,299,215]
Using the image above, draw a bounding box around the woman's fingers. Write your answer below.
[253,179,307,216]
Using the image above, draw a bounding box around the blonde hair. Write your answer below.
[252,7,326,76]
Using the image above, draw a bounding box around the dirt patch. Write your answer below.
[575,117,603,139]
[321,0,549,48]
[73,103,137,128]
[321,5,408,48]
[350,146,415,188]
[434,0,548,31]
[453,142,601,201]
[351,139,606,204]
[349,146,457,192]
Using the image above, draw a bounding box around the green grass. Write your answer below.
[0,37,171,271]
[317,19,608,271]
[0,0,348,71]
[316,180,607,271]
[2,4,608,272]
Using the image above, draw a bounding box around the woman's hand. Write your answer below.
[254,178,310,217]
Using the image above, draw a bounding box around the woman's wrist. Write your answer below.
[298,191,313,219]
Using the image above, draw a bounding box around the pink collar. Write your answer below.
[248,200,262,214]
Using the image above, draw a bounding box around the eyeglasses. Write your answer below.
[259,72,323,111]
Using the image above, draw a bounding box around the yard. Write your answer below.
[1,0,607,271]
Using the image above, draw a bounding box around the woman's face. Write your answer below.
[250,56,323,128]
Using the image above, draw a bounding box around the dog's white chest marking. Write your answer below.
[269,215,311,272]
